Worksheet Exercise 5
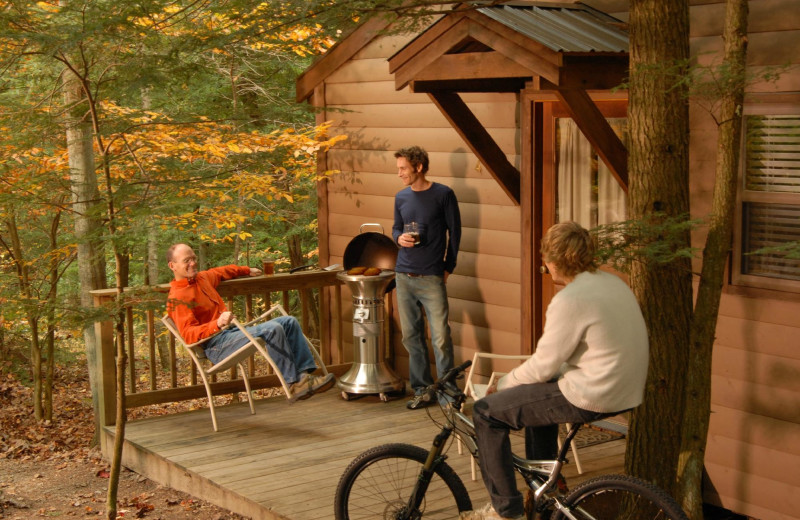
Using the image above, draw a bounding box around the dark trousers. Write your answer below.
[472,382,606,518]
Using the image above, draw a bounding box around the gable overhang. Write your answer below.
[387,3,630,205]
[296,14,395,104]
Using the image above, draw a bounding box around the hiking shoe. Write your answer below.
[287,373,312,403]
[459,502,525,520]
[406,393,434,410]
[309,373,335,394]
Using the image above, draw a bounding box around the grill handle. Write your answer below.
[359,223,385,235]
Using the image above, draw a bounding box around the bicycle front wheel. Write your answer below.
[334,443,472,519]
[553,474,688,520]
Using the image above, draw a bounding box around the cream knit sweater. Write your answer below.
[498,270,649,413]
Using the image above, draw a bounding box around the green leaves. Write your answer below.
[593,213,701,273]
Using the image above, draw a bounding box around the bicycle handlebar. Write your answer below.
[421,360,472,403]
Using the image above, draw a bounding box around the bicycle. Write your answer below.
[334,360,688,520]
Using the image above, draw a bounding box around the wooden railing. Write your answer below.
[91,270,345,427]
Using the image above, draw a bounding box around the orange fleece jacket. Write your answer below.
[167,265,251,344]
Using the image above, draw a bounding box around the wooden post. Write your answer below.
[92,292,118,427]
[334,284,343,364]
[126,307,136,394]
[147,310,157,391]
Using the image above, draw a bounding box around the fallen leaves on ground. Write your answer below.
[0,361,246,519]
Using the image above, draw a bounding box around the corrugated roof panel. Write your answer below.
[477,4,628,53]
[553,9,628,50]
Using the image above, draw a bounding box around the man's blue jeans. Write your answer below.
[473,382,607,518]
[395,273,454,393]
[203,315,316,384]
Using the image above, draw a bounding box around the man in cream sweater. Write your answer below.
[467,222,649,520]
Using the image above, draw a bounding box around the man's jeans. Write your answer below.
[473,382,607,518]
[395,273,454,393]
[203,315,316,384]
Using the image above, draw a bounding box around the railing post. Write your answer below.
[92,291,119,427]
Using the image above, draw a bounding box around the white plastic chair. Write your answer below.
[461,352,583,480]
[162,304,327,431]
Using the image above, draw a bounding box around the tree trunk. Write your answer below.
[44,209,63,422]
[29,318,43,420]
[233,192,244,263]
[679,1,749,517]
[288,235,320,339]
[5,214,44,420]
[626,0,693,500]
[63,69,106,442]
[146,225,170,370]
[199,242,208,271]
[0,316,5,361]
[118,252,130,288]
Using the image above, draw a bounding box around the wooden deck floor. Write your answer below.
[105,390,626,519]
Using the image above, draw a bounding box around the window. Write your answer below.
[555,118,628,228]
[733,114,800,291]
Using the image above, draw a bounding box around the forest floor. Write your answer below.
[0,356,247,520]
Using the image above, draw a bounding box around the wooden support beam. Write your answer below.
[414,51,534,83]
[428,91,521,204]
[411,78,527,93]
[394,22,471,90]
[389,11,467,74]
[554,87,629,191]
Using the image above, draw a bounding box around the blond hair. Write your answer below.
[541,221,596,278]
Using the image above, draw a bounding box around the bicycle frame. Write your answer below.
[409,362,584,518]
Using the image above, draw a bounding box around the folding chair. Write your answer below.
[162,304,328,431]
[460,352,583,480]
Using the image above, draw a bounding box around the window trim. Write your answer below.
[731,104,800,293]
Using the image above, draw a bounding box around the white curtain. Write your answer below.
[557,118,627,227]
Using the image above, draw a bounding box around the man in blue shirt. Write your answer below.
[392,146,461,409]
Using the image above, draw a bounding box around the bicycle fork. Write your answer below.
[403,426,454,519]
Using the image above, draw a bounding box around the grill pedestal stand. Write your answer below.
[336,270,405,402]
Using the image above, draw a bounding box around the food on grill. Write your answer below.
[346,266,383,276]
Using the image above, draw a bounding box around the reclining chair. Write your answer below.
[161,304,328,431]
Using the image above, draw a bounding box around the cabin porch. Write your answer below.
[105,388,626,519]
[92,270,625,519]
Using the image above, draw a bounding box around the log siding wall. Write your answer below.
[588,1,800,518]
[314,31,523,378]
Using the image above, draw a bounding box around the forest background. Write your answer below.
[0,0,395,516]
[0,0,385,420]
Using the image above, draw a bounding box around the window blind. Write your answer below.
[741,115,800,281]
[745,115,800,193]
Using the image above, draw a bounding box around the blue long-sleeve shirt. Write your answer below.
[392,182,461,275]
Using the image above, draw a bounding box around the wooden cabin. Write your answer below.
[296,1,800,518]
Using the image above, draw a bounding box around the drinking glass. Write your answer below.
[404,222,420,246]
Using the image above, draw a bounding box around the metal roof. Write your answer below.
[477,3,628,53]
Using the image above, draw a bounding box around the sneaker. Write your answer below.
[406,393,434,410]
[309,373,335,394]
[459,502,525,520]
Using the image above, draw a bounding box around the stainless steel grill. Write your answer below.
[336,269,405,402]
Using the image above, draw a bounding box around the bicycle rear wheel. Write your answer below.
[334,443,472,519]
[553,474,688,520]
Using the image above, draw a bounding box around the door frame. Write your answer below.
[521,92,628,351]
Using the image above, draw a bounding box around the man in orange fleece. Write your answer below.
[166,243,334,402]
